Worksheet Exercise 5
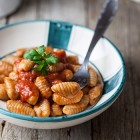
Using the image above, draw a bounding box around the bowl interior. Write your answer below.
[0,20,126,122]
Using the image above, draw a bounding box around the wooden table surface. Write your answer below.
[0,0,140,140]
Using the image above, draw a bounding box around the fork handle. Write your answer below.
[83,0,118,66]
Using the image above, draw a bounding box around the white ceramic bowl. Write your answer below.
[0,20,126,129]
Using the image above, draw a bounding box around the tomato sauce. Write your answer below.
[51,79,62,85]
[14,58,22,72]
[18,70,37,81]
[15,80,37,102]
[52,50,67,63]
[46,72,64,85]
[65,63,74,72]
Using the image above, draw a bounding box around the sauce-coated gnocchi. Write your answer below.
[0,46,103,117]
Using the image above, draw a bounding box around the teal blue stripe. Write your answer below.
[103,68,123,94]
[47,21,72,49]
[0,51,15,59]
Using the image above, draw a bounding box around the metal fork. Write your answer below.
[72,0,118,89]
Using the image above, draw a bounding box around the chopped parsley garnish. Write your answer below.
[24,45,58,75]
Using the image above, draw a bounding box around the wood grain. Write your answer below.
[88,0,140,140]
[0,0,140,140]
[1,123,38,140]
[8,0,38,24]
[38,0,87,25]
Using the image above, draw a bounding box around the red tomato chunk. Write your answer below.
[52,50,67,63]
[15,80,37,102]
[46,72,64,85]
[52,79,62,85]
[18,70,37,81]
[14,58,22,72]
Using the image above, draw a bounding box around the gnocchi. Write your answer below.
[15,80,39,105]
[34,99,50,117]
[0,60,13,76]
[45,46,54,54]
[66,55,79,64]
[88,67,98,87]
[9,72,18,81]
[16,48,28,57]
[51,103,62,117]
[19,59,34,71]
[7,100,35,116]
[63,95,89,115]
[51,82,80,98]
[4,55,19,65]
[68,64,81,72]
[0,45,103,117]
[0,84,9,101]
[52,90,83,105]
[4,77,19,100]
[61,69,73,81]
[82,86,90,94]
[35,76,52,98]
[89,84,103,106]
[0,75,5,84]
[49,62,64,72]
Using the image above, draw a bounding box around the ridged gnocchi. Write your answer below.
[26,92,39,105]
[51,82,80,98]
[0,46,103,117]
[15,80,39,105]
[19,59,34,71]
[0,60,13,76]
[61,69,73,81]
[4,77,19,100]
[88,67,98,87]
[35,76,52,98]
[52,90,83,105]
[49,62,64,72]
[0,84,9,101]
[7,100,35,116]
[34,99,50,117]
[51,103,62,117]
[9,72,18,81]
[63,95,89,115]
[88,84,103,106]
[4,55,19,65]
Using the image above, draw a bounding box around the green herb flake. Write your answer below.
[45,55,58,65]
[38,45,45,55]
[24,45,58,75]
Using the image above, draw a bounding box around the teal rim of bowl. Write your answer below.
[0,20,126,122]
